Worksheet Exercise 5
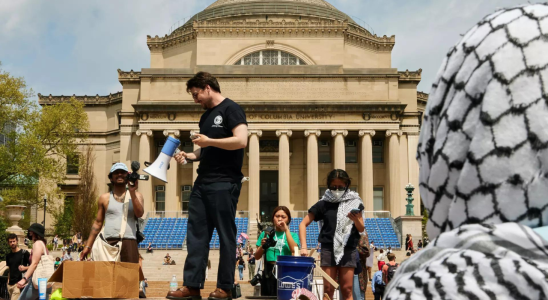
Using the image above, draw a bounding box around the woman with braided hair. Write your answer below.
[385,3,548,299]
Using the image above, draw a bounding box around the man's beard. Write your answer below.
[111,179,127,187]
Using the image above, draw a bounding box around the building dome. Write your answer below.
[182,0,358,27]
[206,0,337,10]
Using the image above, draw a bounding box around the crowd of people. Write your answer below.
[6,5,548,299]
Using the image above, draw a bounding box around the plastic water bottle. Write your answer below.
[170,275,177,292]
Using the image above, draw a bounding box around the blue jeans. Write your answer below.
[238,265,244,280]
[18,276,52,300]
[352,274,364,300]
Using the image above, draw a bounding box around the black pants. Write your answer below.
[183,181,241,290]
[261,262,277,296]
[374,283,385,300]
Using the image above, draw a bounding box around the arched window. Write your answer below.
[235,50,306,65]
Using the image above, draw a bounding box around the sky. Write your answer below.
[0,0,537,100]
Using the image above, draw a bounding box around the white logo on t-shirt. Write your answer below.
[214,115,223,126]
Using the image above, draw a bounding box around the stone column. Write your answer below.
[305,130,321,208]
[276,130,292,207]
[399,133,409,211]
[190,129,200,184]
[136,130,153,214]
[387,130,402,218]
[359,130,375,212]
[331,130,348,170]
[248,130,262,220]
[407,133,421,216]
[119,131,132,166]
[163,130,180,213]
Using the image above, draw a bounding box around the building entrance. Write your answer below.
[260,170,278,223]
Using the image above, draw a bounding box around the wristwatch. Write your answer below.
[85,246,92,250]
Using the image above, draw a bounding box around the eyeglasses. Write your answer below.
[190,89,205,99]
[329,186,346,191]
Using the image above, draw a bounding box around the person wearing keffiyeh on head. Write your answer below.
[385,3,548,300]
[299,169,367,300]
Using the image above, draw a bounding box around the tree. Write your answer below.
[72,147,99,240]
[0,216,11,261]
[0,62,89,211]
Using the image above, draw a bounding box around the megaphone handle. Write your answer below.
[174,149,188,165]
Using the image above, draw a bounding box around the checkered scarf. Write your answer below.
[386,4,548,299]
[319,189,364,265]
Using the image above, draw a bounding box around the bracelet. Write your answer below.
[22,277,27,282]
[85,246,92,249]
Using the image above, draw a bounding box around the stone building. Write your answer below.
[38,0,426,236]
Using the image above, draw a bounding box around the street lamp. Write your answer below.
[405,183,415,216]
[43,195,47,227]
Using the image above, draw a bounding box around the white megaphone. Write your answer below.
[144,136,181,183]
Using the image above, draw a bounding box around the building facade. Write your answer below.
[38,0,426,232]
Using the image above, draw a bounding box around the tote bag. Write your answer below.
[91,191,130,262]
[32,240,55,288]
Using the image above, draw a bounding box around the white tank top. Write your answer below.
[104,192,137,240]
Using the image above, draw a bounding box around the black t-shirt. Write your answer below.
[6,249,30,285]
[309,201,361,249]
[248,256,255,265]
[197,98,247,183]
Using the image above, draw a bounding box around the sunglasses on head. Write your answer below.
[329,186,347,191]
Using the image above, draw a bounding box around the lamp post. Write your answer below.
[405,183,415,216]
[43,195,47,227]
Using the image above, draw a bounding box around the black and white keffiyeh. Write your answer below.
[386,3,548,299]
[386,223,548,299]
[319,189,365,265]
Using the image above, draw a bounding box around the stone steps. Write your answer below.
[145,281,254,298]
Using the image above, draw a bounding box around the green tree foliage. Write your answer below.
[72,147,99,240]
[51,196,74,238]
[0,62,89,211]
[0,217,11,261]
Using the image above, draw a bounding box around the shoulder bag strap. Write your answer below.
[118,190,130,240]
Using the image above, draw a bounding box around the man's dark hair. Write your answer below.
[326,169,352,188]
[186,72,221,93]
[7,233,18,242]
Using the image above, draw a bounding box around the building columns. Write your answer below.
[305,130,321,209]
[119,131,132,167]
[359,130,375,212]
[190,129,200,184]
[136,130,153,214]
[276,130,292,208]
[248,130,262,220]
[332,130,348,170]
[407,133,421,216]
[399,133,409,211]
[163,130,180,212]
[387,130,402,217]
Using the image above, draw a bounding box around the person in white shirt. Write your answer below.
[377,249,386,262]
[366,241,375,281]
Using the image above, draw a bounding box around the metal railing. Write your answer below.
[0,276,9,300]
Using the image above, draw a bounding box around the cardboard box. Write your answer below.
[48,261,144,299]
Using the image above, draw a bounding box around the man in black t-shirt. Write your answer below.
[169,72,248,300]
[5,234,30,300]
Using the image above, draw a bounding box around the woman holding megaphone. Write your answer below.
[299,169,366,300]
